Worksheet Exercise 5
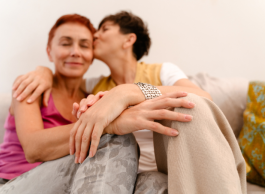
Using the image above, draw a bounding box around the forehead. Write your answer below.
[54,23,93,40]
[100,21,119,29]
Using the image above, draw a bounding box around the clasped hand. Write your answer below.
[69,86,195,164]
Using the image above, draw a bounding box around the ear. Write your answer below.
[46,46,53,62]
[123,33,137,49]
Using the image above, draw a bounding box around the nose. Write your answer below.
[93,31,99,41]
[70,44,81,57]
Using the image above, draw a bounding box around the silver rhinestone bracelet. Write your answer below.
[134,82,162,100]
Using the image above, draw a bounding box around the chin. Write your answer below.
[62,69,86,78]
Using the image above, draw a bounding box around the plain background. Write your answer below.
[0,0,265,93]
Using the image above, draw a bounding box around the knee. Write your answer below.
[175,93,222,121]
[102,133,139,160]
[106,133,137,148]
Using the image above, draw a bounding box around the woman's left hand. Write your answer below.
[69,84,145,164]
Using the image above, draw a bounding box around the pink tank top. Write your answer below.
[0,94,72,180]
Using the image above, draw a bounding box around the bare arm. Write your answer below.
[172,78,212,100]
[11,93,74,163]
[12,66,83,106]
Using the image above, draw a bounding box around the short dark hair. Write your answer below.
[99,11,151,60]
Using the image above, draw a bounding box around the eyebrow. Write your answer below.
[59,36,92,43]
[59,36,72,41]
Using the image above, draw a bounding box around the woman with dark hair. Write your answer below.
[10,11,246,194]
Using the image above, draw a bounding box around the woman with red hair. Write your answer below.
[0,14,196,194]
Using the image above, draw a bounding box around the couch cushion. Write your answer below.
[0,93,11,144]
[247,182,265,193]
[189,73,249,138]
[238,81,265,187]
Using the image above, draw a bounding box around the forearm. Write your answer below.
[21,124,74,163]
[157,86,212,100]
[118,84,211,109]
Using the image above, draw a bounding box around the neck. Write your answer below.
[103,53,138,85]
[52,72,84,98]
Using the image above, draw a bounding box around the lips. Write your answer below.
[65,62,83,66]
[93,40,99,46]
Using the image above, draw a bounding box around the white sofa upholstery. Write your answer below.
[0,74,265,193]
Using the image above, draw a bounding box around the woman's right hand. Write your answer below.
[72,91,108,119]
[12,66,53,107]
[105,91,195,137]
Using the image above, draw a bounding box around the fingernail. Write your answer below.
[89,150,93,158]
[27,99,32,103]
[87,100,94,106]
[171,130,179,136]
[75,156,77,163]
[13,93,17,98]
[185,115,193,120]
[182,92,188,95]
[77,111,81,119]
[17,96,21,101]
[189,102,195,107]
[80,106,86,111]
[78,156,81,163]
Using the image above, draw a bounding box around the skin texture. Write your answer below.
[12,18,212,164]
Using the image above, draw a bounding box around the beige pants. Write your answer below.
[154,93,246,194]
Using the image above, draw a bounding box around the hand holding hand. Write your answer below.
[106,91,195,136]
[69,84,145,163]
[72,91,108,119]
[69,85,195,164]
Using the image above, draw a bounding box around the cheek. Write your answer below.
[83,50,94,63]
[54,49,70,61]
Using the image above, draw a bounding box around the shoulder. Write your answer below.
[160,62,188,86]
[10,90,42,116]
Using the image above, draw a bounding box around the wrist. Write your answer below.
[104,123,114,135]
[115,84,145,107]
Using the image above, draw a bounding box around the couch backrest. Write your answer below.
[0,93,11,144]
[189,73,249,138]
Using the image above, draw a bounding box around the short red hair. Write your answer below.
[47,14,96,47]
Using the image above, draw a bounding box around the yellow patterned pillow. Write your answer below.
[238,81,265,187]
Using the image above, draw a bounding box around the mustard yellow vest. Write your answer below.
[92,62,163,95]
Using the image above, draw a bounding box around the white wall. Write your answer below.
[1,0,265,93]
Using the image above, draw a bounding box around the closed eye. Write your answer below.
[80,45,89,48]
[102,27,108,32]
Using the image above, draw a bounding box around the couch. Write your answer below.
[0,73,265,193]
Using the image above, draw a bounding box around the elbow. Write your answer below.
[204,92,212,101]
[25,154,38,163]
[24,148,41,163]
